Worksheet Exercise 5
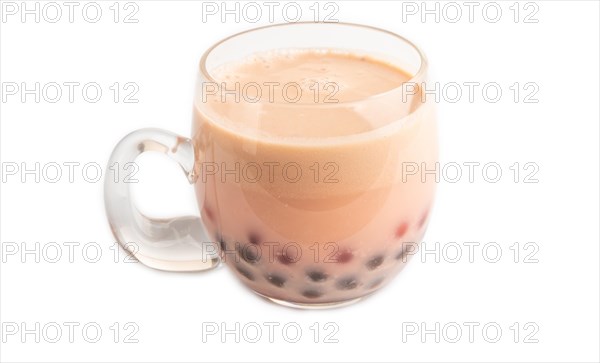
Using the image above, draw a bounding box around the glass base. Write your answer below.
[131,250,221,272]
[254,291,365,310]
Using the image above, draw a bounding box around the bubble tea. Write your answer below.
[105,23,437,308]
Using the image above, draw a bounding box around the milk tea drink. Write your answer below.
[193,49,436,305]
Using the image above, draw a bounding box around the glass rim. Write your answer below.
[198,21,428,108]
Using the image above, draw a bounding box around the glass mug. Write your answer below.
[105,22,437,308]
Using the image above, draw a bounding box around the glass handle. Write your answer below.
[104,128,220,272]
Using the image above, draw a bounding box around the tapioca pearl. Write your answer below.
[336,276,359,290]
[395,248,409,262]
[248,232,261,245]
[306,270,328,283]
[395,222,409,239]
[277,253,295,265]
[366,255,385,271]
[395,250,403,260]
[237,243,261,264]
[332,249,353,264]
[302,289,323,299]
[220,240,241,264]
[276,246,301,265]
[396,241,419,261]
[235,266,254,281]
[367,277,385,289]
[265,273,286,288]
[217,234,228,252]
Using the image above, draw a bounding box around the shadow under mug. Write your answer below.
[105,22,437,309]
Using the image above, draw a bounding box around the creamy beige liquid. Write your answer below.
[193,49,437,305]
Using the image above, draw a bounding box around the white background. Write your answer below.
[1,0,599,362]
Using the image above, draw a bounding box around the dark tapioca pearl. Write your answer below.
[396,249,408,261]
[395,250,404,260]
[396,241,418,261]
[277,254,294,265]
[265,273,286,288]
[333,249,353,264]
[367,277,385,289]
[277,250,299,265]
[302,289,323,299]
[336,276,359,290]
[219,238,239,264]
[237,243,261,264]
[217,234,227,252]
[395,222,409,239]
[307,270,328,283]
[248,232,260,245]
[235,266,254,281]
[366,255,385,271]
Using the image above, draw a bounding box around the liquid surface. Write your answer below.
[203,49,415,138]
[212,49,411,103]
